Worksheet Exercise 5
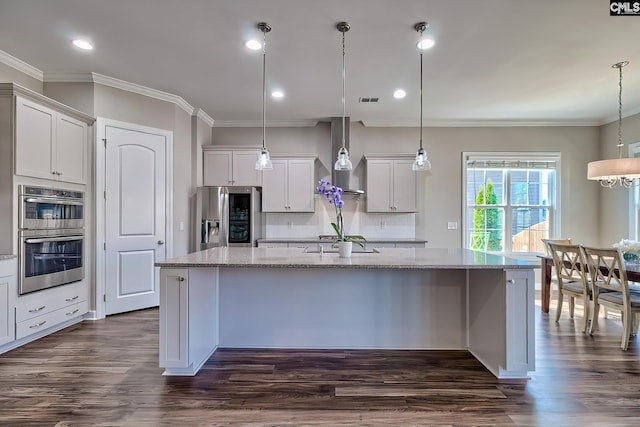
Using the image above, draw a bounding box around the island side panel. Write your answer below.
[159,267,219,376]
[218,267,467,349]
[467,268,535,379]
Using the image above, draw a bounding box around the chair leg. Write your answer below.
[569,297,575,319]
[621,309,632,351]
[632,312,640,337]
[582,298,590,333]
[555,291,564,322]
[589,300,600,335]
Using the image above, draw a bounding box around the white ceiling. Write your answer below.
[1,0,639,127]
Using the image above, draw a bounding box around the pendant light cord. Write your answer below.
[262,28,267,151]
[342,29,346,150]
[419,27,424,150]
[617,63,623,159]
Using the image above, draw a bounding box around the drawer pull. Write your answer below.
[65,296,79,302]
[29,306,46,313]
[29,321,47,329]
[66,309,80,316]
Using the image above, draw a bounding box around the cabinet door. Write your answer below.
[0,275,15,346]
[287,159,315,212]
[159,268,189,368]
[15,96,55,180]
[392,160,418,212]
[366,160,393,212]
[232,151,262,186]
[262,159,287,212]
[56,114,87,184]
[203,150,233,186]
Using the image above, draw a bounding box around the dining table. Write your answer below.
[539,255,640,313]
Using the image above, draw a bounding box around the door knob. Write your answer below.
[158,240,165,245]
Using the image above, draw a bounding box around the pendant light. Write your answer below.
[412,22,432,172]
[587,61,640,188]
[255,22,273,171]
[334,21,352,171]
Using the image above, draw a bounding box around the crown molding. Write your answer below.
[214,119,319,128]
[193,108,215,127]
[600,105,640,126]
[360,118,603,127]
[90,73,195,115]
[0,50,43,81]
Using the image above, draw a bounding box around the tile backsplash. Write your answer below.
[265,195,415,239]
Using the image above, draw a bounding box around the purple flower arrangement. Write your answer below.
[316,179,366,247]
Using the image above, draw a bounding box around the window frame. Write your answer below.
[629,142,640,240]
[461,152,562,255]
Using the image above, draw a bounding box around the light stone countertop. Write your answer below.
[258,238,428,244]
[0,254,17,261]
[156,247,538,270]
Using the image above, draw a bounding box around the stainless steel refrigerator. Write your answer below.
[192,186,263,251]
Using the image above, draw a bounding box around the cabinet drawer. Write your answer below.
[16,281,88,322]
[16,299,88,340]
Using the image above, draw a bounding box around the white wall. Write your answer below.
[213,123,601,247]
[0,62,42,93]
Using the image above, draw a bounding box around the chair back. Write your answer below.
[548,242,589,293]
[582,246,630,297]
[542,238,572,256]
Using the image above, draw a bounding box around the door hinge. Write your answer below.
[102,138,107,147]
[104,191,106,200]
[103,294,107,302]
[103,242,106,250]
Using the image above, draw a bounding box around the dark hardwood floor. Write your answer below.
[1,296,639,426]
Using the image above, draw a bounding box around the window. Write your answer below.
[629,142,640,240]
[463,153,560,254]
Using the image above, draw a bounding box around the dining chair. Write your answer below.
[541,238,573,304]
[548,242,591,333]
[582,246,640,351]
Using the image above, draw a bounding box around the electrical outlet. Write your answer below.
[447,221,458,230]
[179,221,184,231]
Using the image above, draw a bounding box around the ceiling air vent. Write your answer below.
[358,97,380,103]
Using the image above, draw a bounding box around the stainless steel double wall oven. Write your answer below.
[18,185,85,295]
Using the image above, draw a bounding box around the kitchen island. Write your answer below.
[156,247,537,379]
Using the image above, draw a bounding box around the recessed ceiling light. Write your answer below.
[72,39,93,50]
[417,37,435,50]
[393,89,406,99]
[271,90,284,99]
[245,40,262,50]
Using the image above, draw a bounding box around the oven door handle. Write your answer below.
[25,197,84,206]
[25,235,84,244]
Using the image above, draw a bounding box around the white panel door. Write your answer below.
[232,150,262,186]
[105,125,167,315]
[203,150,232,186]
[366,160,393,212]
[15,96,55,180]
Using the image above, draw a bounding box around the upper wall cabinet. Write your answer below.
[203,146,262,187]
[364,155,418,213]
[15,96,89,184]
[262,157,315,213]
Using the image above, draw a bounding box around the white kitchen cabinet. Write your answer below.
[0,258,16,346]
[15,96,88,184]
[202,147,262,187]
[262,157,315,212]
[15,280,88,340]
[364,156,417,213]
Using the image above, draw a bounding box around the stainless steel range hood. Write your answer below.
[330,117,364,195]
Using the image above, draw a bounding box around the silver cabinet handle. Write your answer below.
[29,306,46,313]
[66,309,80,316]
[25,235,83,244]
[25,197,84,206]
[66,296,79,302]
[158,240,165,245]
[29,321,47,329]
